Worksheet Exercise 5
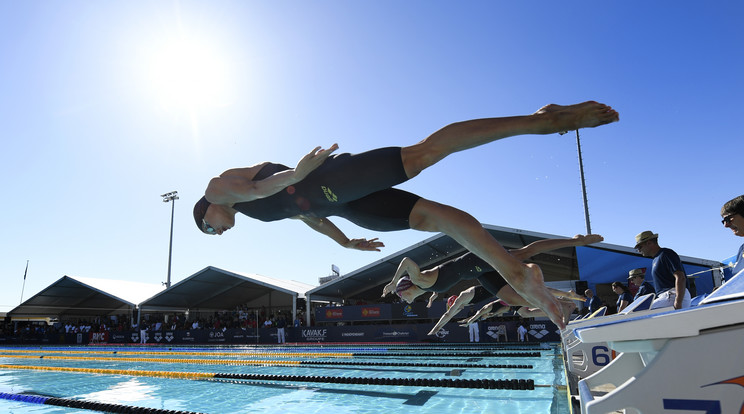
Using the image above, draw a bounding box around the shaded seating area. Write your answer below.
[10,276,163,321]
[139,266,312,325]
[6,268,311,345]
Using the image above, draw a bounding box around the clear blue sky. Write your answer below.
[2,1,742,313]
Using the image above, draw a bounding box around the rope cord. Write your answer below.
[0,348,540,358]
[0,354,532,369]
[0,391,205,414]
[0,349,352,358]
[0,364,536,390]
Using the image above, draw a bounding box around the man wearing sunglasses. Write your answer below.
[721,195,744,278]
[634,230,691,310]
[193,101,619,330]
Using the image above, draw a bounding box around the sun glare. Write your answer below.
[145,34,233,113]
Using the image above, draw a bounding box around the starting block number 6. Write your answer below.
[591,345,612,366]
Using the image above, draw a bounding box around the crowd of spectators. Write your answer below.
[1,303,306,340]
[0,300,305,337]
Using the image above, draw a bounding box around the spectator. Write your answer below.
[469,320,480,343]
[517,324,528,342]
[628,268,656,302]
[635,231,691,309]
[721,195,744,278]
[611,281,632,313]
[275,316,286,344]
[584,289,603,314]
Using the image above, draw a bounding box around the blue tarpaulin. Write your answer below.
[576,246,716,298]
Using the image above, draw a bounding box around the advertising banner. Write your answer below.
[314,304,394,322]
[6,320,560,345]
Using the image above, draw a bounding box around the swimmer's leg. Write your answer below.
[409,198,566,329]
[401,101,618,178]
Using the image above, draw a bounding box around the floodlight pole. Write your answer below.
[20,260,29,304]
[575,130,592,234]
[161,191,179,289]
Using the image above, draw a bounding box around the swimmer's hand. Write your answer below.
[344,238,384,252]
[294,144,339,181]
[458,319,476,328]
[381,282,395,297]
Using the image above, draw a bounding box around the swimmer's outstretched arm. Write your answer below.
[427,289,475,335]
[427,301,466,335]
[458,311,501,326]
[296,215,384,252]
[207,145,339,204]
[509,234,604,262]
[459,300,509,326]
[426,292,439,308]
[516,307,545,318]
[547,287,586,302]
[382,257,420,297]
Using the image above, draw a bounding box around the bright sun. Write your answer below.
[144,34,233,113]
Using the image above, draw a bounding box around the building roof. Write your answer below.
[139,266,315,312]
[9,276,163,319]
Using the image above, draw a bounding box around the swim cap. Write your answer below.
[193,196,211,233]
[446,295,458,310]
[395,276,414,297]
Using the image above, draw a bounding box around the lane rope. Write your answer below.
[0,364,536,390]
[0,391,204,414]
[0,349,353,358]
[0,354,532,369]
[0,348,540,358]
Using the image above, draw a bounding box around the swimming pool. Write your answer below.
[0,344,568,413]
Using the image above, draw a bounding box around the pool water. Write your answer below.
[0,344,568,414]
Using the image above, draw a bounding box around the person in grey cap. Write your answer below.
[635,231,690,309]
[627,267,655,302]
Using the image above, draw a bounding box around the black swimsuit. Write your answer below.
[233,147,421,232]
[471,285,496,303]
[423,252,491,292]
[422,251,508,296]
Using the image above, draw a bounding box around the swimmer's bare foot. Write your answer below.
[573,234,604,245]
[534,101,619,134]
[559,300,578,325]
[510,263,566,329]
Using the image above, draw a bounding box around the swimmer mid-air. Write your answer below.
[379,234,601,333]
[194,102,618,329]
[428,286,582,336]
